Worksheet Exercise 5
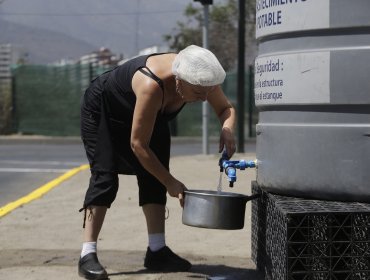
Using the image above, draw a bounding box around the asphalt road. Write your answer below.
[0,141,87,207]
[0,138,256,207]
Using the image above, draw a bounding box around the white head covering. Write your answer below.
[172,45,226,86]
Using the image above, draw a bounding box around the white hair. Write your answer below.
[172,45,226,86]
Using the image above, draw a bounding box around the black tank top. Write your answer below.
[86,53,183,174]
[105,53,184,122]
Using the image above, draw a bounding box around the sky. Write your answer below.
[0,0,229,57]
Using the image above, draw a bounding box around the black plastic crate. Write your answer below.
[251,182,370,280]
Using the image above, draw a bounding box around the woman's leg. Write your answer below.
[142,202,191,272]
[78,172,118,280]
[83,206,107,242]
[142,203,166,252]
[79,205,109,279]
[142,203,165,234]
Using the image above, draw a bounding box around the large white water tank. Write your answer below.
[254,0,370,202]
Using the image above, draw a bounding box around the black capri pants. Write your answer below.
[80,77,170,209]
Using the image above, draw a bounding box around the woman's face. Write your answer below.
[176,80,215,103]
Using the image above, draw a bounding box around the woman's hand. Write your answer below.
[219,127,236,158]
[165,177,188,207]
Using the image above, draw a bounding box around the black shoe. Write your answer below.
[78,253,108,280]
[144,246,192,272]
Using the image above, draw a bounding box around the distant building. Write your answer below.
[0,44,24,79]
[0,44,11,80]
[52,58,77,66]
[117,45,169,66]
[0,44,25,134]
[79,47,122,67]
[138,45,169,56]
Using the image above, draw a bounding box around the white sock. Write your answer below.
[148,233,165,252]
[81,242,97,258]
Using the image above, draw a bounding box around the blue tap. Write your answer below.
[219,151,256,187]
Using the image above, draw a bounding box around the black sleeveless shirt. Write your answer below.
[104,53,184,124]
[84,53,184,174]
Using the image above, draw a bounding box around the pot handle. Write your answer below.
[244,193,261,203]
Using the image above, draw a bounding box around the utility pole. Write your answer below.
[237,0,246,153]
[194,0,212,155]
[134,0,141,54]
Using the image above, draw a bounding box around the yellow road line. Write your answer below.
[0,164,89,218]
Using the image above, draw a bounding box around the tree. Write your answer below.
[164,0,256,71]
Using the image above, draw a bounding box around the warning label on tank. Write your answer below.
[256,0,330,39]
[254,52,330,105]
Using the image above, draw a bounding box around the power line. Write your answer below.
[0,10,184,17]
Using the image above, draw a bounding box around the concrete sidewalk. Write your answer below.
[0,153,264,280]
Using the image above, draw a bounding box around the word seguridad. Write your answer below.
[255,59,282,76]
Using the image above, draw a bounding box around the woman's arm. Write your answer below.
[207,85,237,158]
[131,72,186,203]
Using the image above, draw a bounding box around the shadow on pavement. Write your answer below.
[108,264,264,280]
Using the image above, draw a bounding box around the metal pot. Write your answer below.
[182,190,260,230]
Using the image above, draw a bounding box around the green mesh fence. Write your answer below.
[11,64,257,137]
[11,64,109,136]
[0,78,13,134]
